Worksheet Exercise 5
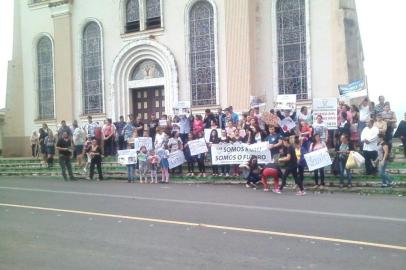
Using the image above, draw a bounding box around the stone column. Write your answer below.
[50,0,74,122]
[224,0,256,112]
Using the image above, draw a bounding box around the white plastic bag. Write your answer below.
[352,151,365,167]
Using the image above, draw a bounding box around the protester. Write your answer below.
[374,95,386,116]
[245,156,262,188]
[394,112,406,158]
[114,116,126,150]
[157,143,170,183]
[148,149,159,183]
[337,134,353,188]
[39,124,49,164]
[168,131,183,174]
[123,117,135,149]
[83,116,98,139]
[297,106,312,125]
[381,103,397,151]
[261,163,281,193]
[294,136,307,190]
[359,97,372,134]
[138,146,148,183]
[266,125,283,162]
[72,120,86,168]
[309,134,327,187]
[184,133,196,177]
[279,137,305,195]
[312,114,328,144]
[209,129,220,176]
[58,120,72,139]
[56,131,75,181]
[102,118,116,156]
[196,133,207,177]
[125,145,137,183]
[361,119,379,175]
[179,114,191,144]
[45,130,56,168]
[374,113,387,136]
[377,134,392,187]
[87,138,103,181]
[134,116,144,137]
[30,131,39,158]
[218,130,230,177]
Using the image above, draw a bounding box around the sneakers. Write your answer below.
[225,173,230,177]
[264,188,270,192]
[272,189,281,194]
[219,173,223,177]
[296,191,306,196]
[245,184,251,188]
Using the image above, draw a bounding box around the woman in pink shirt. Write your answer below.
[192,114,204,137]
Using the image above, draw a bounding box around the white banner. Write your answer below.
[313,98,338,129]
[188,138,208,156]
[211,142,272,165]
[173,101,191,116]
[204,128,222,142]
[117,149,138,165]
[275,94,297,111]
[133,137,153,151]
[168,150,186,169]
[304,148,332,171]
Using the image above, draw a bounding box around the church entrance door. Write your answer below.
[131,86,165,123]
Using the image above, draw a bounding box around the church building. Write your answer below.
[3,0,364,156]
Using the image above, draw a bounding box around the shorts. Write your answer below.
[160,159,169,169]
[75,145,84,156]
[46,146,55,155]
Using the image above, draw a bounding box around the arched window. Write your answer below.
[189,0,216,106]
[277,0,308,100]
[126,0,140,32]
[146,0,161,29]
[82,22,103,114]
[37,36,54,119]
[131,59,164,80]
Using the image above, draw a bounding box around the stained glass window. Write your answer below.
[126,0,140,32]
[131,60,164,80]
[277,0,308,100]
[146,0,161,29]
[37,36,54,119]
[82,22,103,114]
[189,1,216,106]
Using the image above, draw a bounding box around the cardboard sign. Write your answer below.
[304,148,332,171]
[261,112,280,127]
[275,94,297,111]
[313,98,338,129]
[173,101,191,116]
[204,128,222,142]
[133,137,153,151]
[211,142,272,165]
[188,138,208,156]
[168,150,186,169]
[117,149,138,165]
[279,117,296,133]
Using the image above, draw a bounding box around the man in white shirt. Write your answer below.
[83,116,99,139]
[361,119,379,175]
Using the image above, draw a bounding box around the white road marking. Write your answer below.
[0,186,405,223]
[1,202,406,252]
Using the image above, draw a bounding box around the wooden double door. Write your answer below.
[131,86,165,122]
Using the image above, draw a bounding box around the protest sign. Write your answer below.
[188,138,208,156]
[211,142,272,165]
[279,117,296,133]
[338,79,367,99]
[117,149,138,165]
[275,94,296,111]
[168,150,186,169]
[204,128,222,142]
[313,98,338,129]
[133,137,153,151]
[159,119,167,127]
[173,101,191,116]
[261,112,280,127]
[304,148,332,171]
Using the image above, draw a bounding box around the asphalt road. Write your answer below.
[0,176,405,270]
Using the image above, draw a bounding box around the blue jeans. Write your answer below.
[339,158,352,185]
[127,164,136,181]
[378,160,392,186]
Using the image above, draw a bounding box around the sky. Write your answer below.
[0,0,405,119]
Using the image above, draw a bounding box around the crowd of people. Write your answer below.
[29,95,406,193]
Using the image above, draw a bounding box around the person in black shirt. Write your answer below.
[56,131,75,181]
[279,137,305,195]
[87,138,103,181]
[209,129,220,176]
[148,114,159,143]
[203,109,216,129]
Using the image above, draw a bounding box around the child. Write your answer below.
[337,134,353,188]
[157,143,170,183]
[148,149,159,183]
[126,144,136,183]
[138,146,148,183]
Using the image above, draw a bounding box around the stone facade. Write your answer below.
[3,0,364,156]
